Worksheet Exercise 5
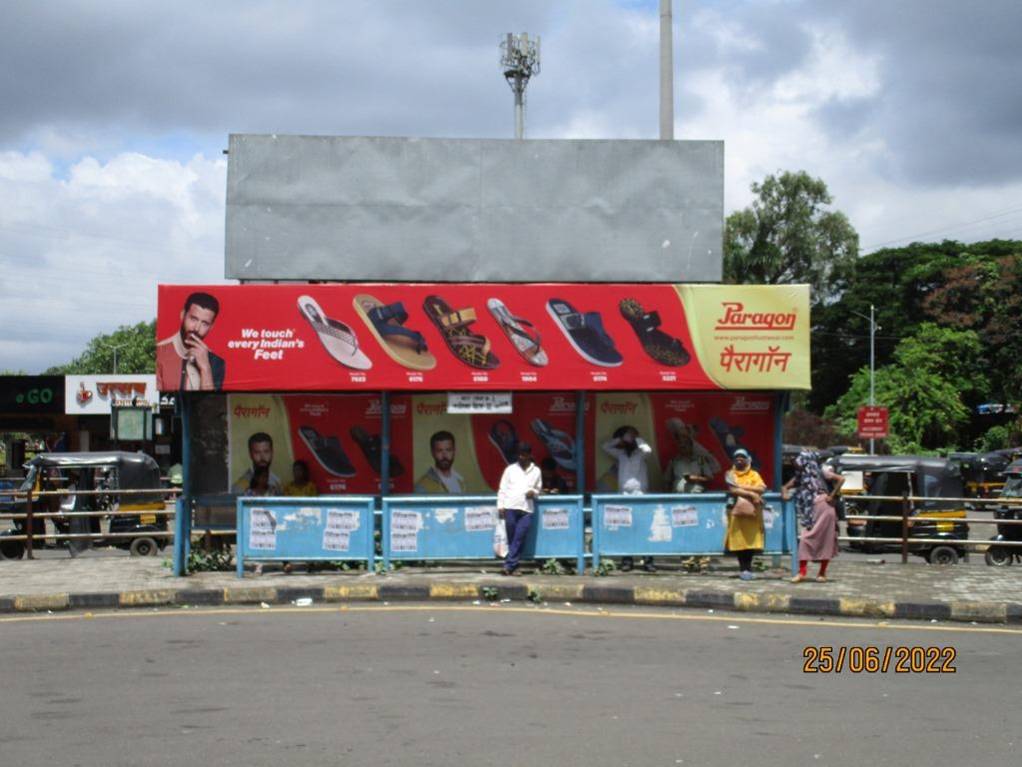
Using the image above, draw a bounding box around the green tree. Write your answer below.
[809,239,1017,413]
[724,170,859,303]
[45,321,156,375]
[824,324,984,452]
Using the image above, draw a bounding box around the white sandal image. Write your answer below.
[297,295,372,370]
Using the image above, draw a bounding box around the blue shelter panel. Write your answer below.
[236,496,376,577]
[382,495,584,571]
[592,493,792,567]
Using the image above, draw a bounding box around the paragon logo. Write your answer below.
[716,302,797,331]
[549,396,576,414]
[366,401,408,417]
[730,396,770,413]
[233,405,271,418]
[600,401,638,415]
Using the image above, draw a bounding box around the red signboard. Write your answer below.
[857,406,889,439]
[157,283,810,392]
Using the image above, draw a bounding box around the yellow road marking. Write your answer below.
[1,602,1020,635]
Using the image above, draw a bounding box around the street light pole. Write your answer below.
[868,304,876,454]
[850,305,879,454]
[100,342,127,374]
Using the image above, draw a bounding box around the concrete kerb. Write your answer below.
[0,580,1019,625]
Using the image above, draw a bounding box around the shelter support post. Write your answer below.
[173,393,193,576]
[380,391,391,507]
[774,392,789,570]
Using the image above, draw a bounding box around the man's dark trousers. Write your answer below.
[504,509,532,572]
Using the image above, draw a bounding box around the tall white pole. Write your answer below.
[869,303,875,455]
[659,0,674,140]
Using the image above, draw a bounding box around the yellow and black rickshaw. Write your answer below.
[830,454,969,565]
[0,451,167,559]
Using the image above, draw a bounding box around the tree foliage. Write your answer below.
[724,170,859,303]
[824,324,984,452]
[45,321,156,375]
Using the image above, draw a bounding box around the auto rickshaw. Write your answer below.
[0,451,167,559]
[829,454,969,565]
[948,451,1012,498]
[985,458,1022,566]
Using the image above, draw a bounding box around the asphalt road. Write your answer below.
[2,605,1019,767]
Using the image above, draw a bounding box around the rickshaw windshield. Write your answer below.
[1003,476,1022,498]
[18,466,37,493]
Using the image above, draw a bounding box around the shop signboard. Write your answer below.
[447,393,512,414]
[0,375,65,414]
[157,283,809,392]
[65,375,159,415]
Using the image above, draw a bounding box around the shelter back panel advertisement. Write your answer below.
[228,392,776,495]
[159,283,809,392]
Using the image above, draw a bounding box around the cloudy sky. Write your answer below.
[3,0,1022,372]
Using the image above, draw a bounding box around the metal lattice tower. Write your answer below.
[500,32,540,139]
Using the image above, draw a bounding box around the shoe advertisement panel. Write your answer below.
[228,394,413,495]
[228,391,775,496]
[593,392,777,493]
[157,283,809,392]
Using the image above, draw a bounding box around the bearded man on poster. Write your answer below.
[156,292,226,391]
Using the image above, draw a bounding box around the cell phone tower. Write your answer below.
[500,32,540,139]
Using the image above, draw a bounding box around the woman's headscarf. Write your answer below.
[793,449,828,527]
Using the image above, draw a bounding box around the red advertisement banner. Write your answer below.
[159,283,810,392]
[228,392,776,495]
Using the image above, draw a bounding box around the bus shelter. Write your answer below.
[160,281,808,575]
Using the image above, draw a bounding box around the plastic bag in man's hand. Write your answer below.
[492,523,508,560]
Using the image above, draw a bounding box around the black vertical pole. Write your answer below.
[380,391,391,502]
[575,390,586,494]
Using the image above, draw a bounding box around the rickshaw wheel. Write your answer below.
[984,546,1013,567]
[0,536,25,560]
[129,537,158,557]
[927,545,959,565]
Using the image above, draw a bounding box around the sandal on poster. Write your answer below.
[531,419,576,473]
[353,294,437,371]
[487,298,548,367]
[298,295,372,371]
[422,295,500,370]
[708,417,760,468]
[349,426,405,478]
[298,426,356,477]
[546,298,622,367]
[619,298,691,366]
[489,419,519,464]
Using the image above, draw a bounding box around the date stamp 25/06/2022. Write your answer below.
[803,646,957,674]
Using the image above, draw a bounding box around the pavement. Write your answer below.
[2,553,1022,623]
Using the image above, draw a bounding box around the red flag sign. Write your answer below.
[857,406,889,439]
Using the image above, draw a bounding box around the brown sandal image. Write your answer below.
[619,298,690,367]
[422,295,500,370]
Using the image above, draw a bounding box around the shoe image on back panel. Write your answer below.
[298,426,356,477]
[349,426,405,477]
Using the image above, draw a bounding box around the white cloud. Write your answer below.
[0,150,226,372]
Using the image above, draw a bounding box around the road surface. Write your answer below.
[2,603,1019,766]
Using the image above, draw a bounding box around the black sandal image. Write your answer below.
[298,426,356,477]
[619,298,691,366]
[349,426,404,477]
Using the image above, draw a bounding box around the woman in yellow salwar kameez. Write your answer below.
[724,448,767,581]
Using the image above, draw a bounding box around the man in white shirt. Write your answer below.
[603,425,655,572]
[497,442,542,576]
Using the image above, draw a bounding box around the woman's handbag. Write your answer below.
[730,496,759,517]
